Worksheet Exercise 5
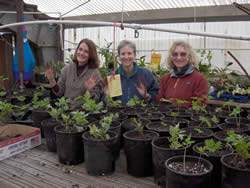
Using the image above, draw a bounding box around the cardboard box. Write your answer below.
[0,124,41,161]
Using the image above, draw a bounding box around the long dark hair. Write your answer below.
[72,38,100,68]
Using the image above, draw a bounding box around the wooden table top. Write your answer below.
[0,141,156,188]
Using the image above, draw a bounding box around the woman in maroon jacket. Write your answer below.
[156,40,208,107]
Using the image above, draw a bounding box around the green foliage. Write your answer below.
[60,111,88,132]
[0,76,8,89]
[48,105,60,122]
[98,40,119,77]
[105,95,122,108]
[80,92,104,113]
[17,96,26,102]
[194,128,203,135]
[126,95,146,107]
[132,118,144,132]
[168,124,185,149]
[88,113,118,140]
[161,122,167,126]
[0,91,7,97]
[55,97,70,113]
[191,97,207,113]
[199,116,211,127]
[136,55,146,67]
[211,115,219,124]
[0,101,14,122]
[32,97,50,110]
[197,139,222,156]
[215,107,222,113]
[225,130,250,168]
[222,100,233,112]
[229,105,241,128]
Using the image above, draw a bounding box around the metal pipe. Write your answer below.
[0,20,249,41]
[0,11,61,15]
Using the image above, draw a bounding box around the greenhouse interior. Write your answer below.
[0,0,250,187]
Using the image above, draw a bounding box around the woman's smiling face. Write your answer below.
[77,42,89,66]
[119,45,136,68]
[172,45,189,71]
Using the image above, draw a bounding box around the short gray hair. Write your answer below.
[117,40,136,56]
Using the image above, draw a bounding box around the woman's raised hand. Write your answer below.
[45,64,56,87]
[83,72,99,96]
[134,76,151,101]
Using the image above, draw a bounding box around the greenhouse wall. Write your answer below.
[64,21,250,74]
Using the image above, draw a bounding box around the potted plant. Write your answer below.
[122,95,146,118]
[219,106,250,134]
[193,138,233,188]
[78,91,105,120]
[82,115,118,175]
[123,119,159,177]
[146,121,173,137]
[31,92,51,137]
[221,130,250,188]
[152,124,192,187]
[0,101,15,125]
[54,110,88,165]
[165,135,213,188]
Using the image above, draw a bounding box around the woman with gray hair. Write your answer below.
[157,40,208,107]
[104,40,159,105]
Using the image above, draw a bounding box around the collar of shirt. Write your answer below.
[118,62,138,78]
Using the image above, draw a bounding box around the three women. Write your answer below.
[46,39,208,107]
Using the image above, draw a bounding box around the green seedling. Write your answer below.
[199,116,211,128]
[225,130,250,169]
[194,128,203,135]
[80,91,104,113]
[229,105,241,129]
[126,95,146,108]
[0,101,15,122]
[88,113,118,140]
[168,124,185,149]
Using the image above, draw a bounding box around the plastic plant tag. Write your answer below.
[107,74,122,97]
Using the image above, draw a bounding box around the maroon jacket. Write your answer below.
[156,68,208,107]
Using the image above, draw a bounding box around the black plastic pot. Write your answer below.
[161,117,189,128]
[54,125,86,165]
[188,120,220,132]
[121,107,145,118]
[32,109,50,137]
[193,142,233,188]
[146,121,173,137]
[218,122,250,135]
[123,130,159,177]
[165,112,192,121]
[82,131,118,176]
[183,127,214,144]
[221,153,250,188]
[109,120,122,160]
[41,118,60,152]
[152,137,191,187]
[146,105,171,114]
[165,155,213,188]
[225,117,250,125]
[139,112,165,122]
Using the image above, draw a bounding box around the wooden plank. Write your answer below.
[208,99,250,109]
[0,142,156,188]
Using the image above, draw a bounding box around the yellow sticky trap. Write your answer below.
[150,53,161,71]
[107,74,122,97]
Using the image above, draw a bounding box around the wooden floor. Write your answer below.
[0,141,157,188]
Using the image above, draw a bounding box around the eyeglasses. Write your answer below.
[172,52,187,58]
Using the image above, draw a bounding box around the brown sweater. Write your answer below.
[52,63,103,102]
